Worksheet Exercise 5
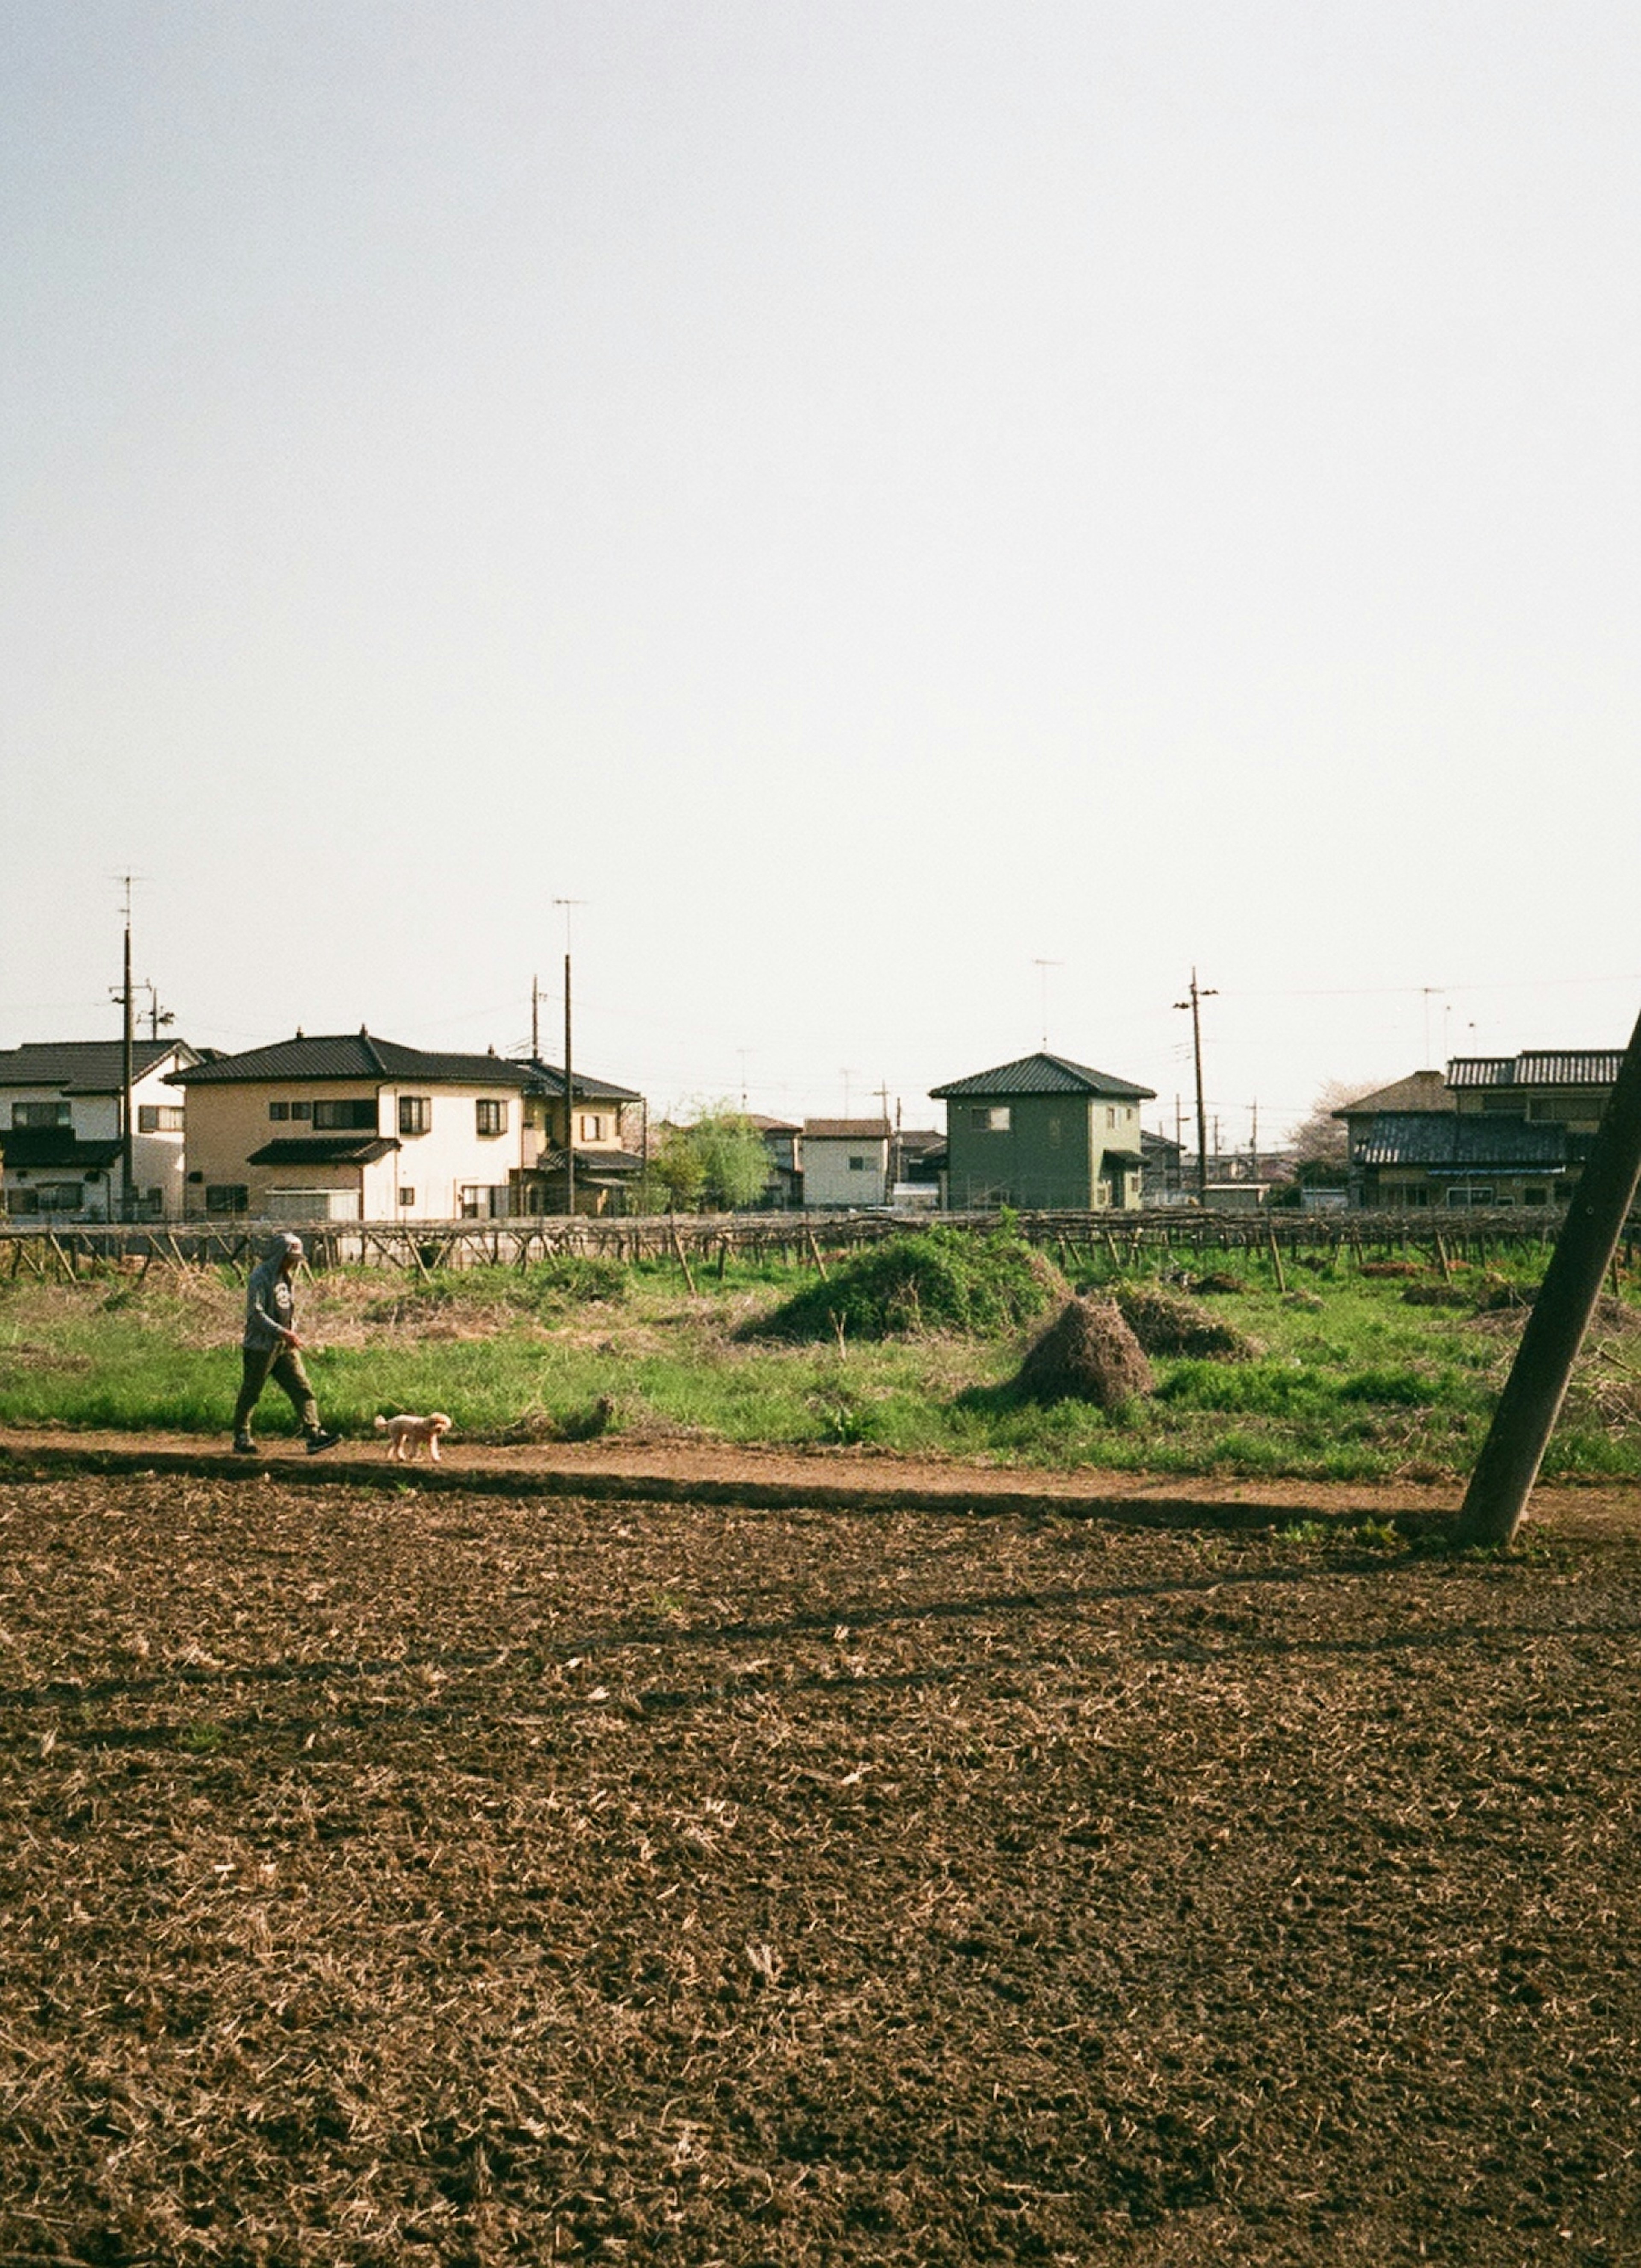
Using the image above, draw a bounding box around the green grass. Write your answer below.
[1,1243,1637,1482]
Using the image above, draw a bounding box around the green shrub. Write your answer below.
[748,1225,1066,1342]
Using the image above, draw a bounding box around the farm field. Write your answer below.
[3,1472,1640,2264]
[3,1236,1641,1483]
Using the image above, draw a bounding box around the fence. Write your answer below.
[0,1207,1630,1285]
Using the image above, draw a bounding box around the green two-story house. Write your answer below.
[930,1052,1156,1210]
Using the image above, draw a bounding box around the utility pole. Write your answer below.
[141,982,175,1044]
[111,877,136,1221]
[531,974,540,1061]
[1250,1099,1259,1181]
[1456,998,1641,1545]
[553,900,586,1218]
[1173,970,1217,1205]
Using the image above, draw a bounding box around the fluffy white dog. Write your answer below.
[374,1412,453,1463]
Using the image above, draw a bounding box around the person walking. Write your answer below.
[231,1231,340,1455]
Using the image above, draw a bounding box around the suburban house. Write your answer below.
[748,1116,803,1208]
[931,1052,1156,1210]
[891,1127,945,1209]
[1140,1127,1185,1202]
[802,1119,891,1208]
[0,1038,198,1221]
[1335,1061,1606,1209]
[512,1058,647,1215]
[167,1030,646,1221]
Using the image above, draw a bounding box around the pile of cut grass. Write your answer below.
[747,1224,1065,1343]
[1116,1284,1262,1360]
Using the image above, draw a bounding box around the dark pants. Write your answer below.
[233,1343,320,1438]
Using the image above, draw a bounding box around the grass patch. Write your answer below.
[2,1235,1637,1482]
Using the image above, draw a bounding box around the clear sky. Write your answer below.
[5,1,1639,1146]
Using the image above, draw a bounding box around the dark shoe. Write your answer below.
[232,1436,259,1457]
[305,1430,341,1455]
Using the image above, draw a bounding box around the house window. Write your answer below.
[971,1106,1010,1132]
[314,1099,377,1130]
[579,1113,606,1141]
[1107,1107,1117,1127]
[1523,1186,1548,1206]
[399,1096,431,1137]
[476,1099,508,1137]
[269,1102,288,1120]
[271,1100,313,1121]
[291,1100,312,1121]
[206,1185,250,1215]
[398,1186,416,1206]
[12,1101,71,1128]
[138,1105,184,1132]
[1445,1186,1495,1209]
[849,1155,868,1171]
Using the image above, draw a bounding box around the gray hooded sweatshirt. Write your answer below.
[243,1232,305,1352]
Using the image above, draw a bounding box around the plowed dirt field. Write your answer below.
[2,1473,1639,2265]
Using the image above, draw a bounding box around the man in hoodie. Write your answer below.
[232,1232,340,1455]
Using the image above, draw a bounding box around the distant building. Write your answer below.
[747,1116,803,1208]
[1334,1058,1614,1210]
[1140,1127,1185,1201]
[930,1052,1156,1210]
[801,1119,891,1208]
[0,1038,198,1221]
[512,1058,647,1215]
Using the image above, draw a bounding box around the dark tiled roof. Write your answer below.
[247,1137,400,1166]
[0,1040,188,1092]
[747,1115,801,1134]
[0,1129,124,1169]
[516,1058,644,1103]
[1447,1052,1624,1090]
[1335,1071,1453,1118]
[530,1148,646,1174]
[1141,1128,1183,1159]
[171,1033,540,1088]
[803,1119,891,1140]
[1356,1113,1567,1171]
[897,1129,944,1153]
[930,1052,1156,1101]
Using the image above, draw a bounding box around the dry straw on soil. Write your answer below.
[1013,1297,1153,1406]
[1115,1285,1262,1361]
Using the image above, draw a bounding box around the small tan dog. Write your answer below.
[374,1412,453,1463]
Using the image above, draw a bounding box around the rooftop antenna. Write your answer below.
[737,1048,753,1114]
[1032,959,1062,1050]
[553,899,587,1217]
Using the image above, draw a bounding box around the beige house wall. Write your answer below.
[803,1137,889,1208]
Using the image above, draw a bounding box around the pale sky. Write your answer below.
[5,1,1640,1146]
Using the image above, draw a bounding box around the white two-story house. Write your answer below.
[168,1029,647,1221]
[0,1038,198,1220]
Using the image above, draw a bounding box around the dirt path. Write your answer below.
[6,1423,1641,1536]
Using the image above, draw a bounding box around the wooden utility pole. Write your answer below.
[117,878,135,1221]
[553,901,586,1218]
[1456,1000,1641,1545]
[530,974,540,1061]
[1174,970,1216,1205]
